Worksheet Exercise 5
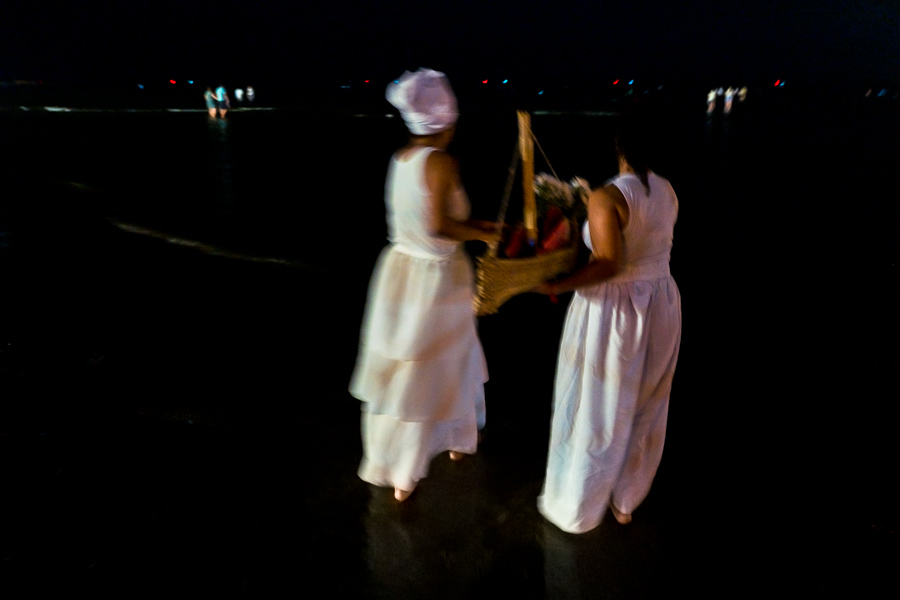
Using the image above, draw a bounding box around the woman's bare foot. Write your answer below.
[609,503,632,524]
[394,488,413,502]
[449,451,464,461]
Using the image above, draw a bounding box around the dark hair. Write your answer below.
[614,102,656,195]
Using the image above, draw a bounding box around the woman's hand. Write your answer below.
[465,220,505,244]
[470,219,504,231]
[476,223,501,245]
[532,280,557,295]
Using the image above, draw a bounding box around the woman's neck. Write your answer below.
[408,137,444,150]
[618,159,650,177]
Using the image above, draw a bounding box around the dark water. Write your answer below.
[1,96,898,594]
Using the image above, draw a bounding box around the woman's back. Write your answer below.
[610,172,678,269]
[386,146,469,259]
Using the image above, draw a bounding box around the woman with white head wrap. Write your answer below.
[350,69,499,501]
[385,68,459,135]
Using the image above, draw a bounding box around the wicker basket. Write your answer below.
[473,111,580,316]
[474,240,578,316]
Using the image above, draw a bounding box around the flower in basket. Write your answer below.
[570,177,591,205]
[501,173,592,259]
[538,205,571,255]
[568,176,590,223]
[533,173,575,213]
[533,174,577,257]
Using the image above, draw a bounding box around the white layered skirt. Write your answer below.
[350,245,487,492]
[538,272,681,533]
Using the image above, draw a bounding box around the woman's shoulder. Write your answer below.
[648,171,676,193]
[394,145,443,164]
[423,148,458,177]
[605,173,642,195]
[594,181,628,207]
[607,172,642,185]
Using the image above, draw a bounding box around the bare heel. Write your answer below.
[610,503,632,524]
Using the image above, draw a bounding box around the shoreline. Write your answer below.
[3,79,899,114]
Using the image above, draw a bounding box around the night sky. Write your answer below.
[2,1,899,90]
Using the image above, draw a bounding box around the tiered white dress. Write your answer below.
[538,171,682,534]
[350,146,487,493]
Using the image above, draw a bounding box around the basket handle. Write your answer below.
[518,111,538,245]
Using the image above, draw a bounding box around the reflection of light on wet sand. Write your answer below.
[109,220,331,271]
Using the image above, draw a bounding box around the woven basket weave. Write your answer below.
[474,237,578,316]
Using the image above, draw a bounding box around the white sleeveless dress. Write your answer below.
[350,146,488,492]
[538,171,682,533]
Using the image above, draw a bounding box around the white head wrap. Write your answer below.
[386,68,458,135]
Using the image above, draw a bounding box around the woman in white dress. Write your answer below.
[350,69,498,502]
[534,114,682,533]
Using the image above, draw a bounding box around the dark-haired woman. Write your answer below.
[533,128,682,534]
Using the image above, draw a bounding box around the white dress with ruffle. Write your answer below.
[538,171,682,533]
[350,146,487,492]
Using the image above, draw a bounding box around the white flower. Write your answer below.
[534,173,588,211]
[570,177,591,204]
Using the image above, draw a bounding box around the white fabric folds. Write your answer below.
[537,279,681,533]
[350,247,487,422]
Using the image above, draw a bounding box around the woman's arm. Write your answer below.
[425,150,498,243]
[534,185,628,295]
